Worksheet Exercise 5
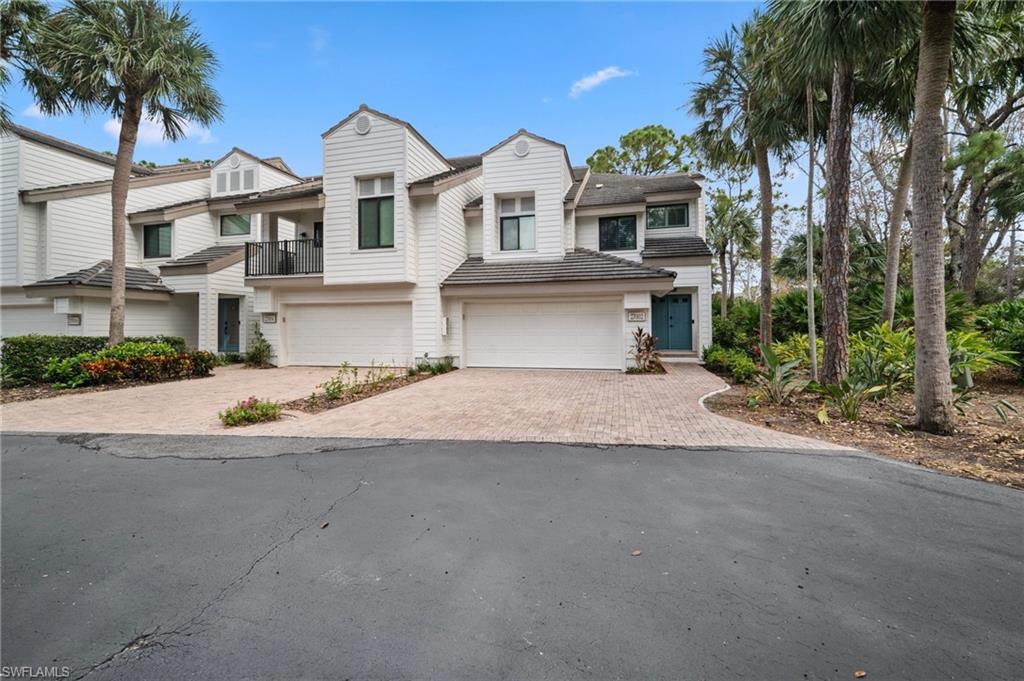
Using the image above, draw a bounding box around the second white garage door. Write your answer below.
[463,299,623,369]
[285,302,412,366]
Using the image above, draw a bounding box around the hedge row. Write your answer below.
[44,341,215,389]
[0,334,188,387]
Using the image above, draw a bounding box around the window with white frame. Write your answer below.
[243,168,255,191]
[499,195,535,251]
[358,175,395,249]
[220,213,251,236]
[646,202,689,229]
[216,172,227,193]
[143,223,172,259]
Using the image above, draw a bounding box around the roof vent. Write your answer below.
[513,139,530,157]
[595,183,604,189]
[354,114,372,135]
[229,154,241,169]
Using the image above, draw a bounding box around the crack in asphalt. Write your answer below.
[70,455,377,679]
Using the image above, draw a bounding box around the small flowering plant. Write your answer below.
[219,395,282,427]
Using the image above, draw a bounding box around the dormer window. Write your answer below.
[647,203,689,229]
[215,166,256,195]
[499,195,535,251]
[358,175,395,249]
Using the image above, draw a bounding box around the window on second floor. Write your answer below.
[220,213,251,236]
[499,195,535,251]
[358,175,395,249]
[647,203,689,229]
[599,215,637,251]
[143,223,172,259]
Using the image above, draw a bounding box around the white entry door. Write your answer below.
[284,302,412,366]
[463,299,622,369]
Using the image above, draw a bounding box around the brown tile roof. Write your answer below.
[410,155,483,185]
[564,166,590,204]
[160,244,244,269]
[235,177,324,206]
[465,195,483,209]
[441,248,675,286]
[577,172,703,208]
[641,237,713,259]
[26,261,172,293]
[6,124,154,175]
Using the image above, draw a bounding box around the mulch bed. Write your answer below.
[0,374,215,404]
[705,370,1024,489]
[282,372,438,414]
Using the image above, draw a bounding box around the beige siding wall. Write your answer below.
[412,197,438,358]
[575,210,645,262]
[322,113,412,285]
[20,139,114,188]
[77,296,199,347]
[438,176,483,279]
[466,215,482,257]
[481,135,569,262]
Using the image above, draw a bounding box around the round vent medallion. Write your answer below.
[229,154,241,168]
[354,114,372,135]
[513,139,530,157]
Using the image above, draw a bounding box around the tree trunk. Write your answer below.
[805,83,818,381]
[719,250,728,318]
[754,143,773,345]
[912,0,957,434]
[1008,222,1017,300]
[821,61,854,385]
[958,178,987,303]
[882,138,913,327]
[728,242,737,303]
[108,97,142,346]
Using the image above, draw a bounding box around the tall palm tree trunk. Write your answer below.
[912,0,957,434]
[882,138,913,327]
[821,62,854,384]
[108,97,142,346]
[719,250,729,318]
[755,143,773,345]
[805,84,818,381]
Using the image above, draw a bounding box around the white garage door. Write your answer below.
[464,299,622,369]
[285,303,412,366]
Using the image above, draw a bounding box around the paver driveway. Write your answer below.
[0,365,335,435]
[1,363,842,450]
[245,364,842,450]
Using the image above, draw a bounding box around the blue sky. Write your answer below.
[9,1,759,176]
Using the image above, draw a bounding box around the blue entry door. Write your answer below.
[651,294,693,350]
[218,298,240,352]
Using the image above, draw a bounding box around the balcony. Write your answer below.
[245,239,323,277]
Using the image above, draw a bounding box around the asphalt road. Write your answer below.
[2,433,1022,680]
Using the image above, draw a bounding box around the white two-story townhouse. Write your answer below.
[243,105,713,370]
[0,124,303,352]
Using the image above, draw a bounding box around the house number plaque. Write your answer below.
[627,310,647,322]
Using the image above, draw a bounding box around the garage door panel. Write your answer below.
[464,300,622,369]
[285,303,412,366]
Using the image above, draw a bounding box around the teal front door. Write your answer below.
[218,298,240,352]
[651,294,693,351]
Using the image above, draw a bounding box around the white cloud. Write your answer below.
[568,66,635,99]
[308,26,329,53]
[21,103,46,118]
[102,114,217,146]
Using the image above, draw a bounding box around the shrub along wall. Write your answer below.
[0,335,188,387]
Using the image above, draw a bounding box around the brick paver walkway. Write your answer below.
[243,364,846,450]
[2,363,844,451]
[0,365,336,435]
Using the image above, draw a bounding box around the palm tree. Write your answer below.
[911,0,958,434]
[767,0,918,383]
[24,0,221,344]
[706,193,757,318]
[691,17,793,346]
[0,0,48,129]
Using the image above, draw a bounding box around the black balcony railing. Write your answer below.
[245,239,323,277]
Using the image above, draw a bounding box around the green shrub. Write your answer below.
[849,324,915,398]
[219,352,244,365]
[702,344,729,372]
[771,333,824,369]
[0,334,186,387]
[812,379,887,421]
[246,327,274,368]
[319,362,360,400]
[974,300,1024,382]
[41,341,213,389]
[723,349,758,384]
[771,289,822,342]
[219,396,282,427]
[848,286,969,333]
[754,343,807,404]
[712,298,759,354]
[408,356,456,376]
[946,330,1017,383]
